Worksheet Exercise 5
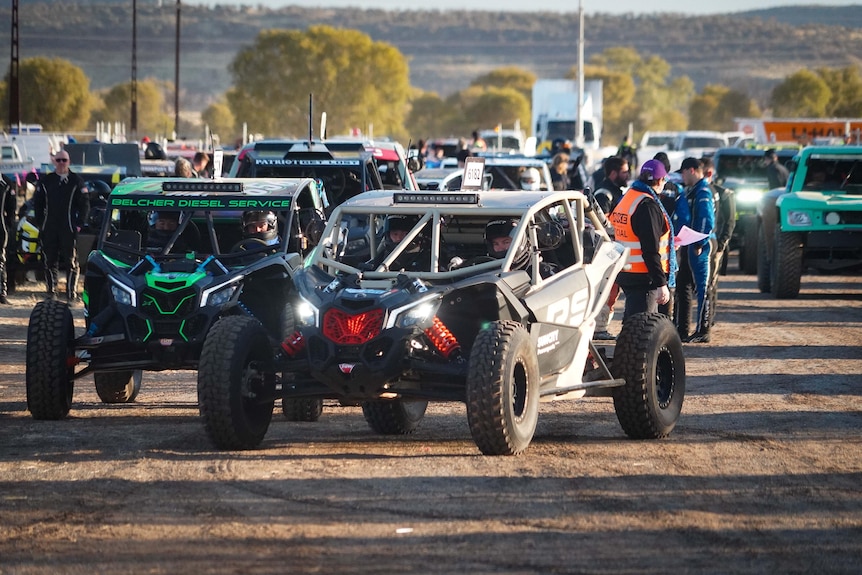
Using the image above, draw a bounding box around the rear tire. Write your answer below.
[198,316,275,449]
[466,321,539,456]
[611,312,685,439]
[362,400,428,434]
[770,229,803,299]
[26,299,76,420]
[94,370,142,403]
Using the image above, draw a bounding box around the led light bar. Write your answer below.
[161,181,244,193]
[393,193,479,204]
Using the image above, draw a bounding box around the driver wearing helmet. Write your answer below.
[519,167,542,191]
[146,211,191,252]
[366,214,430,272]
[485,218,555,277]
[241,210,279,246]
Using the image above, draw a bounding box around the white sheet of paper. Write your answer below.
[674,225,709,247]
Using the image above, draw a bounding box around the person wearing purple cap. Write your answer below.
[609,158,675,320]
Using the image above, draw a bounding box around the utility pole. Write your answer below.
[576,0,585,148]
[8,0,20,130]
[131,0,138,140]
[174,0,181,139]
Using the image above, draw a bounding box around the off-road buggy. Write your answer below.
[25,177,326,420]
[197,189,686,455]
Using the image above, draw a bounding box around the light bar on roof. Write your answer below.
[161,181,243,193]
[393,192,479,204]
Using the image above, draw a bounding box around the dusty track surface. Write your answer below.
[1,258,861,574]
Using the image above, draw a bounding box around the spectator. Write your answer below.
[0,175,16,304]
[550,153,571,191]
[192,152,212,178]
[174,157,195,178]
[33,150,90,301]
[764,149,789,190]
[701,156,735,327]
[674,157,716,343]
[617,135,638,173]
[609,159,675,320]
[592,155,629,340]
[471,130,487,152]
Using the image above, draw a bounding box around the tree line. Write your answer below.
[2,17,861,146]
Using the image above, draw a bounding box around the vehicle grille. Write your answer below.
[322,308,384,345]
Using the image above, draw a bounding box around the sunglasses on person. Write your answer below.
[54,158,69,163]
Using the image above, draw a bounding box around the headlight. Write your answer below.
[296,298,319,327]
[735,188,764,205]
[205,284,238,307]
[110,284,134,306]
[387,295,441,329]
[786,210,812,227]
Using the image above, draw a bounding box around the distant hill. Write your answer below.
[3,2,862,112]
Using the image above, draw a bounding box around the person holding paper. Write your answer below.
[609,159,675,320]
[674,157,716,343]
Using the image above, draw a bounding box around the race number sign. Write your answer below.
[461,157,486,191]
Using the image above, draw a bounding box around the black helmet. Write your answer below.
[383,214,424,253]
[146,211,181,248]
[144,142,167,160]
[242,210,278,243]
[485,218,529,269]
[86,180,111,202]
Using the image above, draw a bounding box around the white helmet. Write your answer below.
[520,167,541,191]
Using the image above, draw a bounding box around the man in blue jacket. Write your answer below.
[674,157,716,343]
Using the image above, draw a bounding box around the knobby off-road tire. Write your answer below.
[26,299,76,420]
[611,312,685,439]
[279,302,324,422]
[770,229,804,299]
[466,320,539,456]
[756,222,771,293]
[94,370,142,403]
[361,400,428,435]
[198,316,275,450]
[740,218,759,275]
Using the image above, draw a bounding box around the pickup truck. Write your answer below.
[757,145,862,298]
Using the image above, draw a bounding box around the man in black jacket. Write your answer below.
[702,157,736,326]
[34,150,89,301]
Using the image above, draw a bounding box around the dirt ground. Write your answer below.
[1,256,861,575]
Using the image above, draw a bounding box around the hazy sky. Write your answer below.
[187,0,858,15]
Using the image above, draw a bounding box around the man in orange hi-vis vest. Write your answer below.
[609,159,674,321]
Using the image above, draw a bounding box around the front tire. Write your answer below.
[26,299,76,420]
[466,321,539,456]
[362,400,428,434]
[611,312,685,439]
[94,370,142,403]
[739,217,758,274]
[198,316,275,449]
[756,222,771,293]
[770,229,803,299]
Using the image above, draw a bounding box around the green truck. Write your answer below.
[757,145,862,298]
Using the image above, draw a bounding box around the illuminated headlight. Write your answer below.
[296,298,319,327]
[205,284,238,307]
[786,211,812,226]
[735,188,763,205]
[110,284,134,306]
[825,211,842,225]
[388,296,441,329]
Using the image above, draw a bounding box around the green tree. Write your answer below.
[689,84,760,131]
[91,79,173,138]
[816,66,862,117]
[405,91,456,140]
[227,26,410,140]
[470,67,536,102]
[1,57,91,130]
[770,70,832,117]
[201,98,237,145]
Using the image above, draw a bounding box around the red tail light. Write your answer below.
[323,308,384,345]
